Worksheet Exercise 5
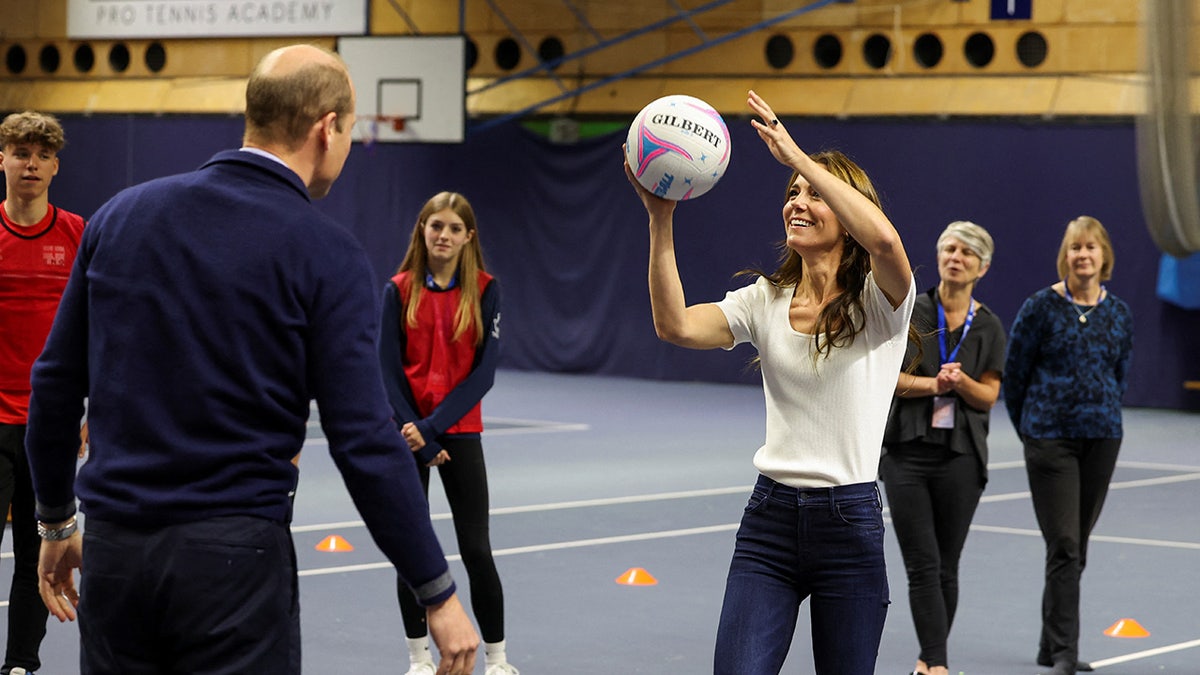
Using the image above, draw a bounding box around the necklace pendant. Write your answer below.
[1079,315,1087,324]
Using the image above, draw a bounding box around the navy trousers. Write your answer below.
[79,516,300,674]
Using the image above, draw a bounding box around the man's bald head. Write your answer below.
[243,44,354,151]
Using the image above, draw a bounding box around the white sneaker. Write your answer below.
[404,663,435,675]
[485,664,520,675]
[9,669,27,675]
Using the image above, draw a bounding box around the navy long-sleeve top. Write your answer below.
[377,275,500,466]
[1003,286,1133,440]
[26,150,456,606]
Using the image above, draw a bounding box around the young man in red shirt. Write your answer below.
[0,111,86,675]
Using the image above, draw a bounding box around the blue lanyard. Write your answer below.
[937,296,976,365]
[1062,283,1105,306]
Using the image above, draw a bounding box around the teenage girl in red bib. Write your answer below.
[378,191,517,675]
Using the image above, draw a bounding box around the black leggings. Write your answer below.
[397,437,505,643]
[879,442,984,669]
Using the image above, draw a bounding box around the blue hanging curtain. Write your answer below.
[1157,252,1200,310]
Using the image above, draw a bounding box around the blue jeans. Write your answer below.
[714,475,889,675]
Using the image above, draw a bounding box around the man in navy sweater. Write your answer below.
[24,44,478,675]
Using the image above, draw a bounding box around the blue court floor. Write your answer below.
[4,369,1199,674]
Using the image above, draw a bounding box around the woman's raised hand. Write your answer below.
[748,90,805,169]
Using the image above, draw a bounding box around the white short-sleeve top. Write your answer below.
[717,272,916,488]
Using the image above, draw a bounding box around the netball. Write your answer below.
[625,94,731,201]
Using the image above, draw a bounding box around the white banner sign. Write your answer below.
[67,1,367,39]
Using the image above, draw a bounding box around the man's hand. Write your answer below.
[38,535,83,622]
[426,593,479,675]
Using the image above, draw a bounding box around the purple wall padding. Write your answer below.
[46,114,1200,410]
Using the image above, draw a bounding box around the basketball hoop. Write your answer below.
[355,115,410,147]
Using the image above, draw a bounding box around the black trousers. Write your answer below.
[0,425,49,675]
[879,442,984,669]
[1024,437,1121,668]
[80,516,300,674]
[398,437,505,643]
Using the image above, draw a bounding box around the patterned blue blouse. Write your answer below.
[1003,286,1133,440]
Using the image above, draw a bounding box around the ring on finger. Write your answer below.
[770,118,779,127]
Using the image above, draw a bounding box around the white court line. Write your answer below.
[481,416,590,436]
[988,460,1028,470]
[975,471,1200,505]
[11,466,1200,596]
[289,486,751,533]
[990,460,1200,473]
[7,566,1200,672]
[305,416,590,437]
[290,470,1200,533]
[298,523,739,578]
[1118,460,1200,472]
[1106,471,1200,491]
[13,469,1200,543]
[292,477,1200,580]
[1090,638,1200,668]
[967,524,1200,551]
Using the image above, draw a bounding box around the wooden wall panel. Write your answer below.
[844,77,955,114]
[1055,25,1138,72]
[370,0,479,34]
[564,78,679,115]
[942,77,1061,115]
[158,79,246,113]
[1063,0,1140,23]
[1030,0,1067,23]
[473,1,579,33]
[1051,74,1144,115]
[748,76,855,115]
[0,0,38,39]
[0,79,36,111]
[0,0,64,38]
[463,23,1131,79]
[0,0,1164,117]
[779,1,861,28]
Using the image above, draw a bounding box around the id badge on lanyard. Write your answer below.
[932,297,975,430]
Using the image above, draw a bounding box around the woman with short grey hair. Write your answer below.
[882,220,1007,675]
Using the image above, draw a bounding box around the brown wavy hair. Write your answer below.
[740,150,880,361]
[0,111,66,152]
[396,192,488,345]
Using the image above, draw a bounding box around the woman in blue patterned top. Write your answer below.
[1003,215,1133,675]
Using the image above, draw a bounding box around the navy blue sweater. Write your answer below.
[26,150,455,605]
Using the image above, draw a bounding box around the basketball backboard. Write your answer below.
[337,36,466,144]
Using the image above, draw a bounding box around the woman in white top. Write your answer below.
[625,90,916,675]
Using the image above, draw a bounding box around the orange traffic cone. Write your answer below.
[1104,618,1150,638]
[615,567,658,586]
[315,534,355,552]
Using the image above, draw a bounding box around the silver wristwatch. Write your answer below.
[37,517,78,541]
